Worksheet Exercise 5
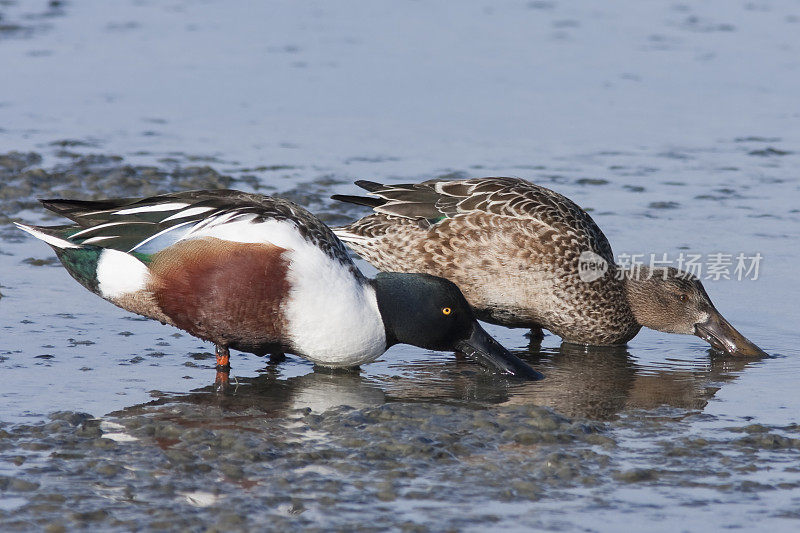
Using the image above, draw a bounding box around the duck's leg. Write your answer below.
[525,326,545,351]
[268,351,286,365]
[214,344,231,391]
[526,326,545,342]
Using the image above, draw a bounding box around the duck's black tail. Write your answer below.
[353,180,384,192]
[331,181,388,208]
[330,193,385,209]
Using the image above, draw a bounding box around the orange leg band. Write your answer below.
[215,345,231,370]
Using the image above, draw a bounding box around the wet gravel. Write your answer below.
[2,389,800,531]
[0,150,364,232]
[0,151,232,225]
[0,0,66,41]
[0,397,606,531]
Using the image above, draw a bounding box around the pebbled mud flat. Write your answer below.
[0,398,605,531]
[3,382,800,532]
[0,150,364,232]
[0,151,232,225]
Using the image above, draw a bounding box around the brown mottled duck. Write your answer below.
[333,177,765,357]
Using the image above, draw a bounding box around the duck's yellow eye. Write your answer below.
[442,307,452,316]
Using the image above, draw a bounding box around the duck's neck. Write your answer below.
[622,265,672,331]
[371,273,422,347]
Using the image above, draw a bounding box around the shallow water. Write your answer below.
[1,0,799,531]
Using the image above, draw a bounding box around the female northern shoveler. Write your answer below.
[332,178,765,357]
[16,189,540,385]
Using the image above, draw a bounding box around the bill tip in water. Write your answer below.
[456,323,543,380]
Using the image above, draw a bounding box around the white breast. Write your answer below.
[183,216,387,366]
[282,241,387,367]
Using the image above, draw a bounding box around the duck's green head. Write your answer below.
[625,266,766,357]
[373,272,541,379]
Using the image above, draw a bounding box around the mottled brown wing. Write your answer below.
[340,177,614,263]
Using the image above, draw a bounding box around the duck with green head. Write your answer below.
[16,189,541,387]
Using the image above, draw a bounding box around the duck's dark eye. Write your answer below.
[442,307,452,316]
[679,294,689,303]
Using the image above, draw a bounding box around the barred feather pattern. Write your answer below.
[336,178,640,344]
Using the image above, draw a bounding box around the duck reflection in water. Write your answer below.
[381,343,753,420]
[116,344,754,423]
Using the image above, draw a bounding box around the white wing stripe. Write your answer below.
[71,221,129,238]
[114,202,189,215]
[129,220,194,252]
[208,211,251,227]
[183,217,292,246]
[184,211,255,238]
[82,235,118,245]
[160,206,216,222]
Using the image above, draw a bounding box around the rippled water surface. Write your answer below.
[1,1,799,531]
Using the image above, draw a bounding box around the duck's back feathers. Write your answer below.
[334,178,637,343]
[335,177,614,262]
[40,190,355,267]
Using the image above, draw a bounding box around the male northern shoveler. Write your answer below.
[16,189,541,386]
[332,178,766,357]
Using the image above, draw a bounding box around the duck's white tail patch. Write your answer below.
[14,223,79,249]
[96,249,151,298]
